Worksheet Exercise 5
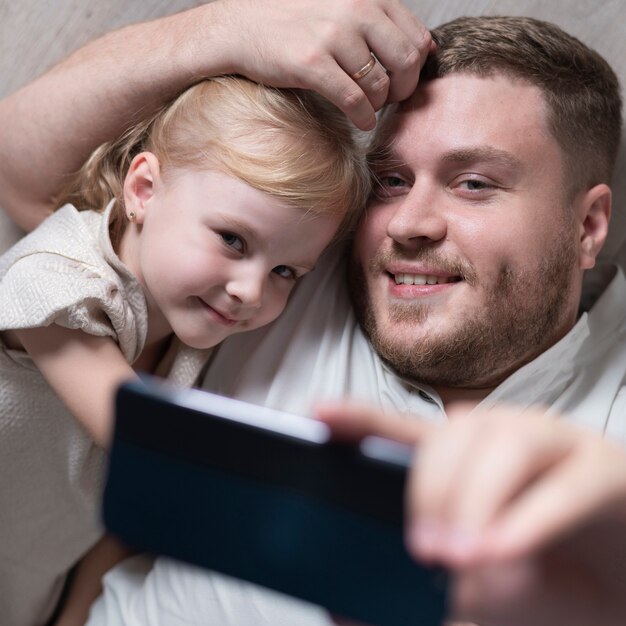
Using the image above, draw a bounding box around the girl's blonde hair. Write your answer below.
[56,76,369,246]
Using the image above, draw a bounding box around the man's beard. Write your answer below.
[348,235,578,390]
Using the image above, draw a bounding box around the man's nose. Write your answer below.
[386,184,447,246]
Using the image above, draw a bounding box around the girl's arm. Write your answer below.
[15,326,141,620]
[53,535,133,626]
[0,0,431,231]
[15,325,137,448]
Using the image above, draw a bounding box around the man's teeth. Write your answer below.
[394,273,452,285]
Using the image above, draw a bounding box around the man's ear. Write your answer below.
[576,183,611,271]
[123,152,161,224]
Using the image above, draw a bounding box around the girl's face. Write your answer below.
[121,155,342,349]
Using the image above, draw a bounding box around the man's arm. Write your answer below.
[0,0,432,231]
[0,2,229,231]
[318,402,626,626]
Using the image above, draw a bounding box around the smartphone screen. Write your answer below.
[103,379,448,626]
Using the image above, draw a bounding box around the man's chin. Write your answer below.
[374,310,447,342]
[364,319,492,388]
[374,326,429,351]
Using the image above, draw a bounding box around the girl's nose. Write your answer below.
[225,274,264,308]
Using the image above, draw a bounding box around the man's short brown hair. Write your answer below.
[421,16,623,195]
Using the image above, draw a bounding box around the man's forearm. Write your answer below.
[0,0,431,231]
[0,2,231,230]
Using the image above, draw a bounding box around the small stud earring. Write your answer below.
[128,211,136,221]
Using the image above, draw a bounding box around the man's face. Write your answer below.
[350,73,583,393]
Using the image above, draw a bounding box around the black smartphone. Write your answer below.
[103,378,448,626]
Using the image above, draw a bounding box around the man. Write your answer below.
[0,2,624,624]
[198,17,625,624]
[205,15,623,429]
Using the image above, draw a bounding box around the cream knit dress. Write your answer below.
[0,203,210,626]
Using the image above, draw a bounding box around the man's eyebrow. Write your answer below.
[441,147,523,169]
[367,145,407,170]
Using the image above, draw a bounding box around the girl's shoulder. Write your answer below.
[0,204,103,272]
[0,204,148,362]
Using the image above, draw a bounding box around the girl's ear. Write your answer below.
[576,183,611,271]
[122,152,161,224]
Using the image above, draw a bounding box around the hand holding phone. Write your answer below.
[103,379,448,626]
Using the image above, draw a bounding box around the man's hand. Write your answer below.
[209,0,433,130]
[317,402,626,626]
[0,0,431,230]
[406,404,626,568]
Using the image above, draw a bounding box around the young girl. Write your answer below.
[0,76,368,626]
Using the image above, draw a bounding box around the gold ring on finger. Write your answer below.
[350,54,376,81]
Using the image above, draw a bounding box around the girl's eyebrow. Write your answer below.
[217,215,257,240]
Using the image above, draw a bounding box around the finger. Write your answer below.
[481,437,626,562]
[382,0,432,46]
[446,401,491,421]
[414,407,572,565]
[365,3,433,102]
[355,25,423,106]
[281,35,380,130]
[315,400,433,444]
[329,11,429,117]
[452,558,540,625]
[407,417,488,562]
[346,53,390,113]
[309,55,379,130]
[334,39,390,114]
[440,416,573,564]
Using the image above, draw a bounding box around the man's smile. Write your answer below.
[392,272,462,285]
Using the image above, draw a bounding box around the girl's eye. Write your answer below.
[221,232,244,253]
[272,265,296,280]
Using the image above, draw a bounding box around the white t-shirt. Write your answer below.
[88,245,626,625]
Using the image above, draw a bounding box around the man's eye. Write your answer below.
[379,175,407,189]
[372,175,409,198]
[221,232,244,252]
[457,178,494,192]
[272,265,296,280]
[381,175,406,187]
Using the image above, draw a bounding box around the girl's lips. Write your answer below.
[200,299,237,326]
